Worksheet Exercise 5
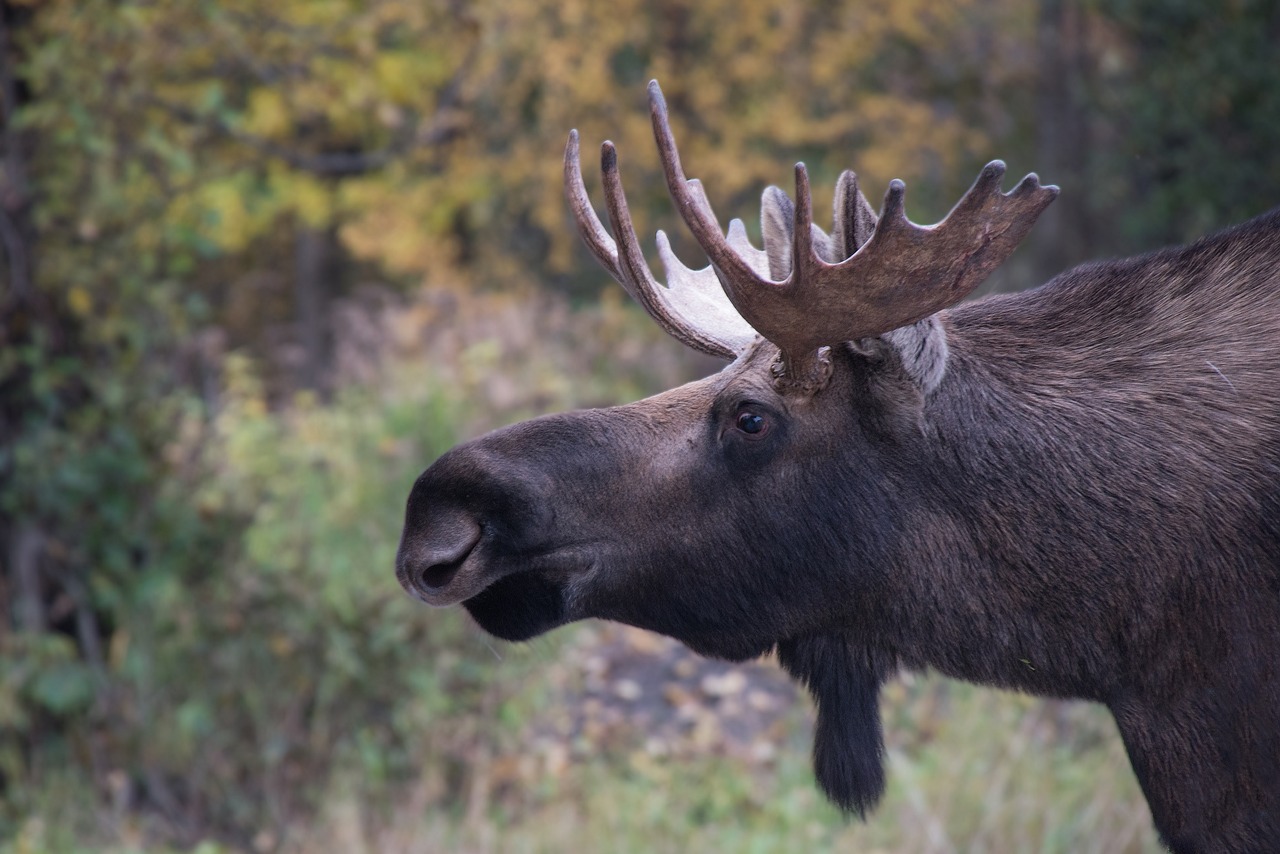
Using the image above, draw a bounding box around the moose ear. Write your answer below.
[776,635,891,817]
[831,169,878,261]
[761,185,837,280]
[851,315,950,396]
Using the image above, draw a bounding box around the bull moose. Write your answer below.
[396,81,1280,853]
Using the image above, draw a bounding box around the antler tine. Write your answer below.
[563,126,751,359]
[564,130,622,282]
[598,142,667,317]
[791,163,816,281]
[648,81,771,293]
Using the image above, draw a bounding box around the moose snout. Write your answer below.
[396,417,588,607]
[395,434,553,606]
[395,504,483,606]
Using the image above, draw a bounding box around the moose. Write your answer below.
[396,81,1280,853]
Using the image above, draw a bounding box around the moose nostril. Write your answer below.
[420,557,466,591]
[397,509,483,599]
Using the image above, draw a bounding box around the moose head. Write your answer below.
[397,82,1280,852]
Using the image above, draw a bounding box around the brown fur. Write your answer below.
[398,208,1280,852]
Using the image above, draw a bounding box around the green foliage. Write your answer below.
[1094,0,1280,244]
[96,356,555,831]
[0,634,94,726]
[0,273,705,843]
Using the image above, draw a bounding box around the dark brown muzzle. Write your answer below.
[395,425,564,608]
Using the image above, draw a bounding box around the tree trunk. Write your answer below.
[10,521,45,633]
[293,225,334,394]
[0,2,34,302]
[0,1,43,641]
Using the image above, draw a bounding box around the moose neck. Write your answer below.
[844,272,1280,850]
[856,294,1178,703]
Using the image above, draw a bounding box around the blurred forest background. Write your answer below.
[1,0,1277,851]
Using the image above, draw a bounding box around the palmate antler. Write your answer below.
[565,80,1059,381]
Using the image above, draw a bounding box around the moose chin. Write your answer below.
[397,80,1280,853]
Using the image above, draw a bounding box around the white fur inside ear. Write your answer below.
[881,316,949,394]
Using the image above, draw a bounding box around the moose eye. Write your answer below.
[736,412,768,435]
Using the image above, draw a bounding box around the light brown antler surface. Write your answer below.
[647,80,1058,367]
[564,129,756,359]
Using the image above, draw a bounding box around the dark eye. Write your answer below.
[736,411,767,435]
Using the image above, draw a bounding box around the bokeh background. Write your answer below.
[3,1,1278,851]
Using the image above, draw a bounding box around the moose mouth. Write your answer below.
[462,565,572,641]
[399,542,573,641]
[460,542,603,641]
[396,521,585,640]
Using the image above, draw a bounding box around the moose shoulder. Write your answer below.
[396,81,1280,853]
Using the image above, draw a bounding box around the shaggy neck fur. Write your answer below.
[850,209,1280,853]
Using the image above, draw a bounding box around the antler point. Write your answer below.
[881,180,907,223]
[601,140,618,172]
[648,80,667,112]
[794,163,811,189]
[978,161,1008,194]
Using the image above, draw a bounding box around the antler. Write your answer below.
[565,80,1058,380]
[646,80,1059,376]
[564,129,757,359]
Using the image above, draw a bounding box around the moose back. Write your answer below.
[396,82,1280,853]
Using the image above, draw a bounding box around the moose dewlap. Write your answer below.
[396,81,1280,853]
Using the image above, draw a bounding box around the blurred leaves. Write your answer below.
[0,634,94,727]
[16,0,1050,331]
[1093,0,1280,243]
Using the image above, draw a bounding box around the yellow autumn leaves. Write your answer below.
[30,0,1037,301]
